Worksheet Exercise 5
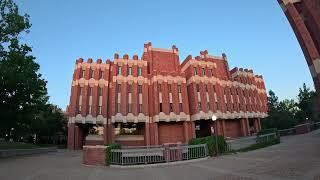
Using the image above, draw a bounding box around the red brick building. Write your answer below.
[278,0,320,117]
[67,43,268,150]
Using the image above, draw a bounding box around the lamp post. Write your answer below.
[211,115,219,156]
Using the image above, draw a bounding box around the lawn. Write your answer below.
[0,142,55,150]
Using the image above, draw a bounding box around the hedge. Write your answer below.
[105,143,121,165]
[188,135,227,156]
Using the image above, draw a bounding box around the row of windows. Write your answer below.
[195,84,258,99]
[117,84,142,93]
[158,84,182,93]
[117,103,143,113]
[79,69,105,79]
[159,103,183,113]
[194,67,214,77]
[117,66,142,76]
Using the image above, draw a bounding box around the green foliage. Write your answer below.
[0,0,66,145]
[263,85,318,131]
[105,143,121,165]
[188,135,227,156]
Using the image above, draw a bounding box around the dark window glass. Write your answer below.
[196,84,200,92]
[117,84,121,92]
[138,85,142,93]
[98,87,102,96]
[160,103,163,112]
[170,103,173,112]
[168,84,172,92]
[128,85,132,93]
[178,85,182,93]
[117,66,122,75]
[179,103,183,112]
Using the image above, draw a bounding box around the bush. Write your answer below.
[105,143,121,165]
[188,135,227,156]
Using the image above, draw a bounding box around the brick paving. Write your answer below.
[1,129,320,180]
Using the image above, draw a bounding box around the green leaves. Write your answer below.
[0,0,65,143]
[263,84,317,130]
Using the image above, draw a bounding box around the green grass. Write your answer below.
[0,142,58,150]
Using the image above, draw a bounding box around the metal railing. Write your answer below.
[278,122,320,137]
[110,144,208,166]
[226,133,277,151]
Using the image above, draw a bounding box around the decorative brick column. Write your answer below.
[83,145,107,166]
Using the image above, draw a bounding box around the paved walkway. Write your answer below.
[1,130,320,180]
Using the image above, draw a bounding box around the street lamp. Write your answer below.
[211,115,219,156]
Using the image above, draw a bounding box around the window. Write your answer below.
[210,69,213,77]
[79,87,83,95]
[128,67,132,75]
[80,69,85,78]
[179,103,183,112]
[117,103,120,113]
[138,67,142,76]
[117,84,121,92]
[201,68,205,76]
[159,103,163,112]
[89,69,94,78]
[207,102,210,110]
[168,84,172,92]
[89,87,92,96]
[98,106,102,115]
[213,85,216,93]
[205,85,208,92]
[128,85,132,93]
[128,104,132,113]
[170,103,173,112]
[78,105,82,113]
[138,85,142,93]
[178,85,182,93]
[194,67,197,75]
[198,102,202,111]
[158,84,161,92]
[196,84,200,92]
[99,71,104,79]
[139,104,143,113]
[98,87,102,96]
[117,66,122,75]
[215,102,218,110]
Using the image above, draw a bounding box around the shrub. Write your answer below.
[188,135,227,156]
[105,143,121,165]
[238,138,279,152]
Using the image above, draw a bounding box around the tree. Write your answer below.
[0,0,48,138]
[296,83,316,122]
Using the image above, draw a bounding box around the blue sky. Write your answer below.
[17,0,314,110]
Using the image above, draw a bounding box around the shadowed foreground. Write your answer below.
[1,130,320,180]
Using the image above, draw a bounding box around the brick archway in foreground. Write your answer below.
[278,0,320,118]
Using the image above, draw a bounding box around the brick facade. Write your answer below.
[278,0,320,119]
[67,43,268,150]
